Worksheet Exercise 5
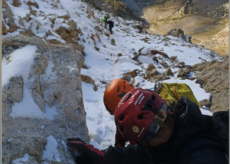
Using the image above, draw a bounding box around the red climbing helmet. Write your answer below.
[103,79,135,115]
[115,88,168,142]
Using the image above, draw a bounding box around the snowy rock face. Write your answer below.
[2,0,228,162]
[2,0,18,33]
[2,35,88,164]
[193,58,229,113]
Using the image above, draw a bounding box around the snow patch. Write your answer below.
[11,82,46,119]
[2,45,46,119]
[141,48,149,55]
[61,140,68,152]
[12,153,29,164]
[42,135,61,162]
[2,45,37,88]
[8,138,14,142]
[138,55,154,64]
[45,103,59,120]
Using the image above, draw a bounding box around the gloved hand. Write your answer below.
[67,138,105,164]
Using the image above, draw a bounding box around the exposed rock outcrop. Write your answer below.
[193,58,229,112]
[199,99,212,108]
[2,0,18,33]
[164,68,174,76]
[81,75,98,91]
[2,35,88,164]
[2,22,8,35]
[111,38,116,45]
[177,68,190,78]
[166,29,192,43]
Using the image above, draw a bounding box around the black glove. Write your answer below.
[67,138,105,164]
[175,98,186,117]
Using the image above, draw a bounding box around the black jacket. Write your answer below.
[103,97,228,164]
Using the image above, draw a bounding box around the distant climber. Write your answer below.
[102,14,114,34]
[102,15,109,29]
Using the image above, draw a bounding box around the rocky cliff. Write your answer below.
[193,57,229,112]
[1,0,102,162]
[2,35,88,164]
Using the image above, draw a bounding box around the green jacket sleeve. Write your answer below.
[102,18,107,23]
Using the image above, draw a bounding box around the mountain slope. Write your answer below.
[1,0,227,163]
[115,0,229,56]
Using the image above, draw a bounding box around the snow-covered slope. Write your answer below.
[2,0,223,161]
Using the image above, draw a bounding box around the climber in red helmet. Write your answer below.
[67,88,229,164]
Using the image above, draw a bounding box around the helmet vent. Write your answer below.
[147,103,152,109]
[137,114,143,120]
[117,85,120,92]
[152,95,155,101]
[119,115,125,121]
[123,93,132,103]
[118,91,127,98]
[123,81,126,84]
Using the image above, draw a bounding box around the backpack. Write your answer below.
[154,83,200,108]
[109,21,114,28]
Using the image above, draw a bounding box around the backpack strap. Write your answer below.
[173,85,180,100]
[155,83,180,105]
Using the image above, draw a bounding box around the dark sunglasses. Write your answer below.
[140,97,168,142]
